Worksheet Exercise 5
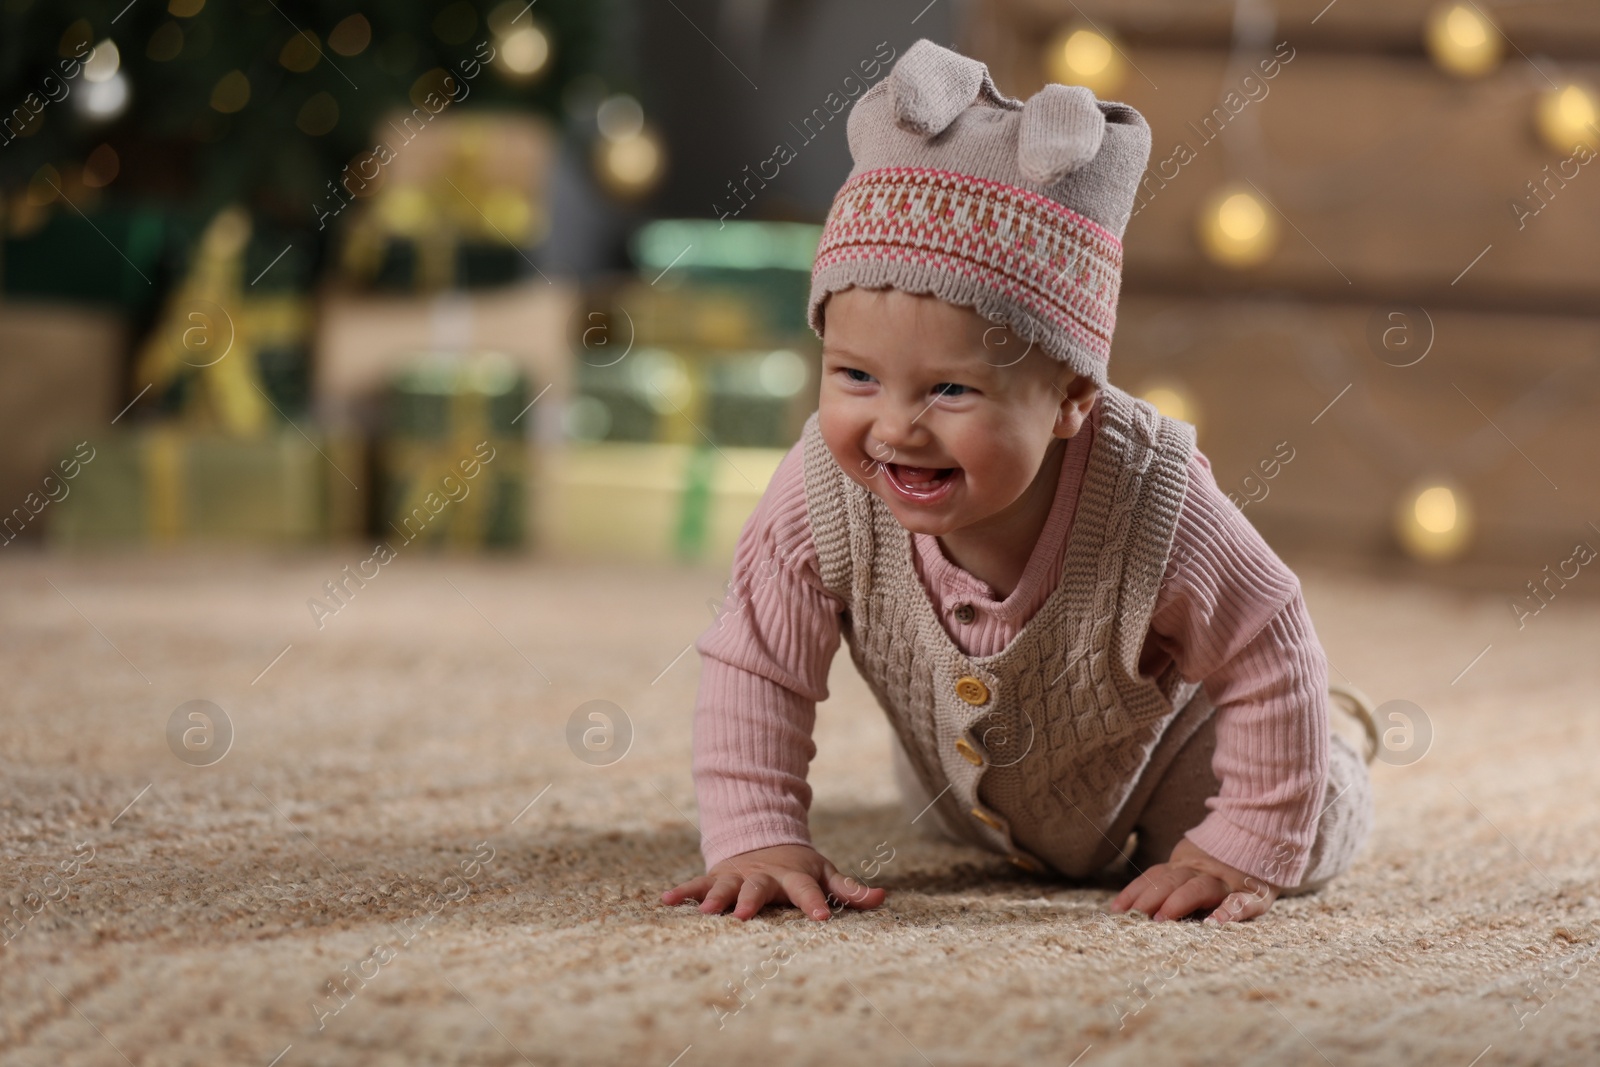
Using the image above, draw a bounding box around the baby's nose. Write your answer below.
[871,408,929,451]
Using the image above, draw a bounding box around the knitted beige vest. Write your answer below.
[800,383,1215,877]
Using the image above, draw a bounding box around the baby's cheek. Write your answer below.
[957,446,1007,484]
[968,449,1037,504]
[817,413,861,466]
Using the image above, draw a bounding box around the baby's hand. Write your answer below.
[660,843,886,922]
[1107,837,1280,924]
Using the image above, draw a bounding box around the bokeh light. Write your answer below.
[58,18,92,57]
[495,22,552,81]
[296,92,340,136]
[1044,25,1124,96]
[78,70,130,121]
[1396,482,1473,561]
[597,95,644,140]
[1536,83,1599,153]
[146,22,184,62]
[1139,381,1198,430]
[83,143,120,187]
[1197,186,1278,268]
[409,68,457,110]
[1425,2,1502,78]
[82,39,119,82]
[328,14,371,57]
[210,70,250,114]
[759,350,808,397]
[594,129,665,198]
[636,350,691,412]
[279,32,322,73]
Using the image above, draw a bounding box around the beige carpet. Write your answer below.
[2,549,1597,1066]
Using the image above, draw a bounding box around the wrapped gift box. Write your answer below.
[625,219,822,342]
[333,111,558,293]
[537,440,785,564]
[44,425,365,545]
[571,346,815,449]
[379,436,526,549]
[0,301,123,546]
[312,277,576,448]
[377,355,532,549]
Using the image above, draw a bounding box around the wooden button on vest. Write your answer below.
[954,736,983,766]
[969,807,1003,831]
[1008,853,1042,872]
[953,602,976,623]
[954,675,989,705]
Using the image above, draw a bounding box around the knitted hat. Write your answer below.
[807,38,1152,390]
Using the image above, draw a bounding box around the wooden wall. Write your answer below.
[963,0,1600,573]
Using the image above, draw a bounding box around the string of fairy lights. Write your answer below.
[1043,1,1599,562]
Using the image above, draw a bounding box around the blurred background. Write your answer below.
[2,0,1598,576]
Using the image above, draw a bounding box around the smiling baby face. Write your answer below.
[817,287,1099,539]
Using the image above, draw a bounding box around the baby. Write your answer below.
[661,39,1377,926]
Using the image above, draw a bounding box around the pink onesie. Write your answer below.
[691,408,1330,884]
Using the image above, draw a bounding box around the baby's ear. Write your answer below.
[1060,368,1099,403]
[1017,84,1107,184]
[886,38,1020,138]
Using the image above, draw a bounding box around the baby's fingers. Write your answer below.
[1107,869,1158,913]
[660,876,714,907]
[696,874,745,915]
[1204,889,1271,926]
[1111,867,1185,918]
[1152,877,1227,922]
[731,875,778,920]
[778,871,835,921]
[823,868,885,912]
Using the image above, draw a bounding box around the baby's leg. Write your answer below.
[1130,700,1374,895]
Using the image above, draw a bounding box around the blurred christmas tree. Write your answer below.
[1,0,605,229]
[0,0,612,417]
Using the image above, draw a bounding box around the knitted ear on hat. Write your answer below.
[1017,84,1107,184]
[887,38,1020,137]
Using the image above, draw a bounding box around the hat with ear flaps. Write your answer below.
[807,38,1152,390]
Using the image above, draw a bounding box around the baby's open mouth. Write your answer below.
[881,461,961,502]
[889,463,956,484]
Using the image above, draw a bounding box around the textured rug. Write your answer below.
[2,549,1597,1066]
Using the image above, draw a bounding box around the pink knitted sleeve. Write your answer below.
[1143,448,1331,889]
[691,441,845,872]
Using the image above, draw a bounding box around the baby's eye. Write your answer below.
[841,368,875,384]
[932,383,969,397]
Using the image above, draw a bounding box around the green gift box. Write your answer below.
[378,354,530,548]
[42,425,364,546]
[570,347,813,449]
[540,440,785,564]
